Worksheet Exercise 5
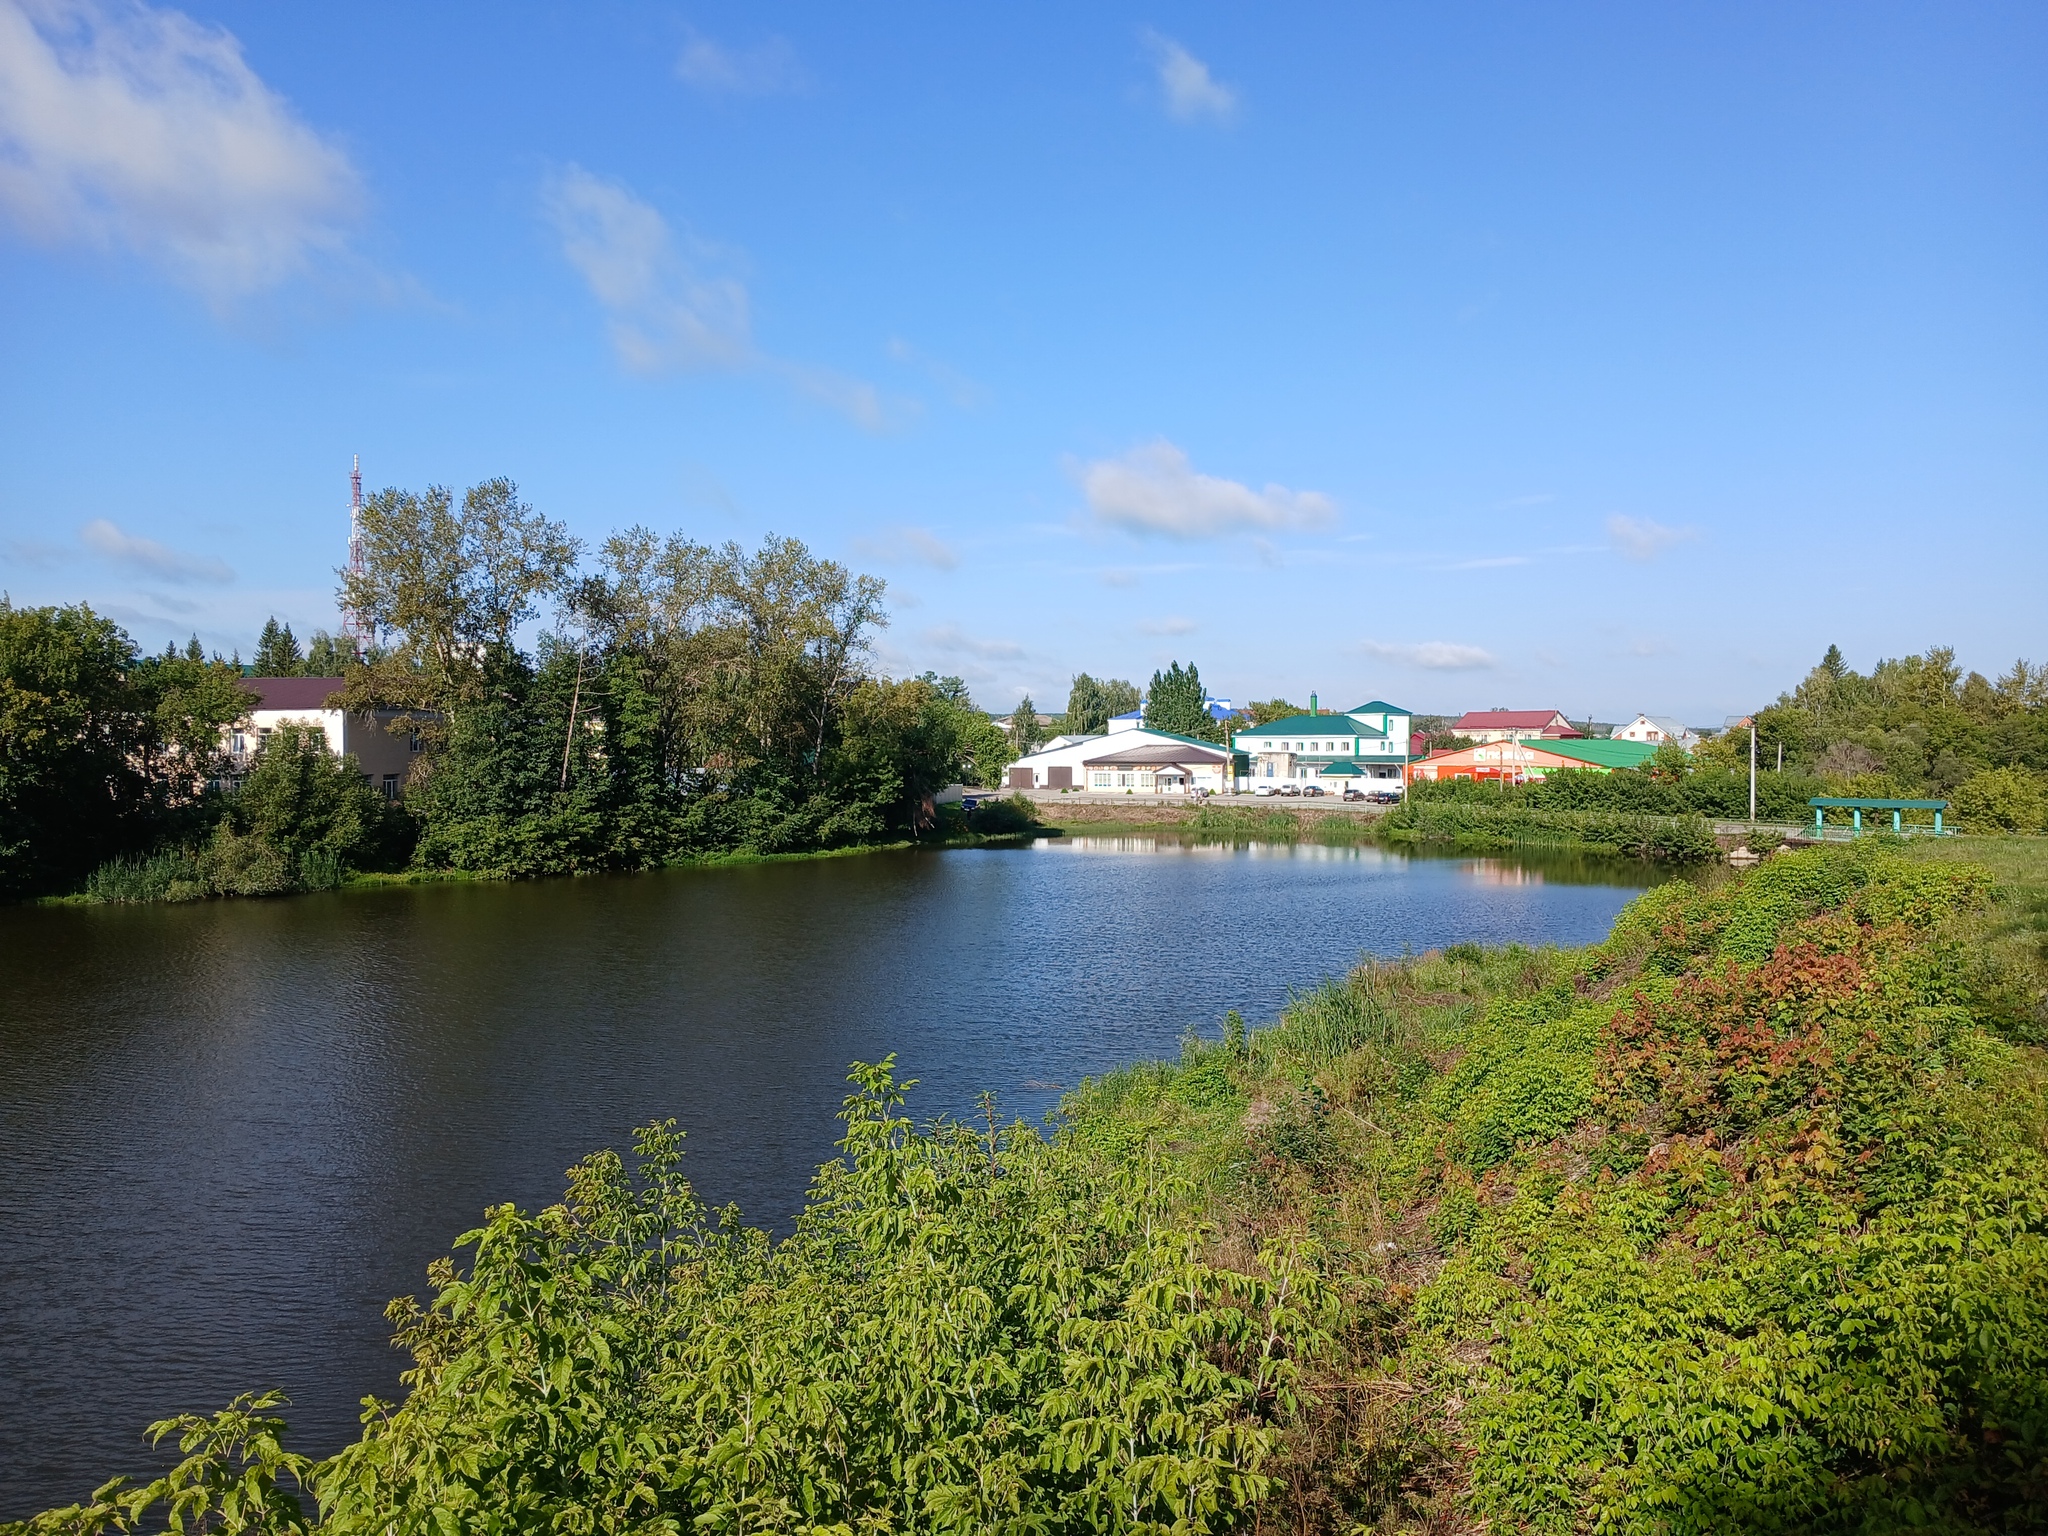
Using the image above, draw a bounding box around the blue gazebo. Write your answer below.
[1808,797,1950,837]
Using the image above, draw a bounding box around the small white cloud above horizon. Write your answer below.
[1143,31,1236,122]
[81,518,232,584]
[1361,639,1496,672]
[1139,615,1197,636]
[1606,513,1697,562]
[0,0,364,301]
[853,525,959,572]
[1080,440,1334,540]
[921,623,1024,662]
[675,29,807,95]
[541,165,906,431]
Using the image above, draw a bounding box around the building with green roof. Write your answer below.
[1231,695,1413,791]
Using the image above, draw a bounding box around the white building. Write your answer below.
[1610,714,1700,750]
[1231,699,1413,790]
[229,677,426,799]
[1002,713,1233,794]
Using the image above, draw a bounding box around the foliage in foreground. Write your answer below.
[12,1065,1326,1536]
[1067,843,2048,1531]
[1383,795,1722,863]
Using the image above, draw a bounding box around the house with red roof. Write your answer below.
[1450,708,1582,743]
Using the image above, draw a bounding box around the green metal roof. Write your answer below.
[1235,714,1387,739]
[1318,760,1364,776]
[1345,700,1412,716]
[1532,738,1661,770]
[1810,797,1949,810]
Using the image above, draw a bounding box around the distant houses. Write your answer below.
[1611,713,1701,750]
[997,684,1700,798]
[1450,709,1581,743]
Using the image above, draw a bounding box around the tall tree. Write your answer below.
[303,631,351,675]
[1009,695,1042,754]
[1100,677,1141,721]
[1144,661,1217,741]
[253,617,303,676]
[1247,698,1301,727]
[1065,674,1109,735]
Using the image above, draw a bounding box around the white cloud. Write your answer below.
[675,29,806,95]
[1606,513,1697,562]
[1139,616,1197,636]
[1361,639,1496,671]
[542,165,908,430]
[853,524,959,571]
[1080,440,1334,539]
[80,518,232,583]
[921,623,1023,661]
[1143,31,1235,122]
[0,0,362,299]
[542,164,750,373]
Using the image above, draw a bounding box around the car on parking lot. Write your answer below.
[1341,787,1367,802]
[1253,782,1280,796]
[1369,789,1403,804]
[1278,782,1301,796]
[1300,784,1325,797]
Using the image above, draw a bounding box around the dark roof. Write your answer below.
[245,676,346,710]
[1082,743,1229,766]
[1453,709,1571,730]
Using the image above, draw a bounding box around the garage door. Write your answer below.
[1047,766,1073,788]
[1008,767,1033,789]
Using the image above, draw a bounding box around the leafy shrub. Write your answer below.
[966,791,1042,836]
[1952,765,2048,832]
[83,848,202,903]
[1385,800,1719,863]
[17,1062,1333,1535]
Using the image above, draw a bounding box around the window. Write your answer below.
[408,729,421,752]
[1091,772,1112,788]
[382,773,399,801]
[231,731,246,755]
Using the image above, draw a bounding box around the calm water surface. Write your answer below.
[0,836,1667,1515]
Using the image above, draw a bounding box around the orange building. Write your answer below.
[1406,736,1659,786]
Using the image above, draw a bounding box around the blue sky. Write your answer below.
[0,2,2041,722]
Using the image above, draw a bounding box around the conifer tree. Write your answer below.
[1144,661,1218,740]
[254,616,303,676]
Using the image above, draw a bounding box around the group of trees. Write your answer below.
[0,478,1034,901]
[1733,643,2048,829]
[316,478,1018,876]
[252,617,355,678]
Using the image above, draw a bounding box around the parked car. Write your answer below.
[1300,784,1325,797]
[1279,782,1301,797]
[1253,782,1280,796]
[1341,788,1367,802]
[1369,789,1403,804]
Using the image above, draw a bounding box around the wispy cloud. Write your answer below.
[921,623,1023,661]
[1361,639,1496,671]
[2,536,68,568]
[80,518,232,583]
[1441,554,1531,571]
[0,0,363,300]
[1139,616,1197,636]
[675,29,806,95]
[853,524,959,572]
[886,337,986,408]
[1099,568,1138,588]
[1079,439,1334,539]
[1143,31,1236,122]
[541,165,908,430]
[1606,513,1697,562]
[541,164,749,372]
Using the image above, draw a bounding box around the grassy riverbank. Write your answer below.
[14,840,2044,1534]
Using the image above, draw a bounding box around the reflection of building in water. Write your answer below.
[1465,859,1546,886]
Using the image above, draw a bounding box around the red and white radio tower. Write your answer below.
[341,455,373,661]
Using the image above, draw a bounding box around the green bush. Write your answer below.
[1951,765,2048,832]
[83,848,203,903]
[966,791,1042,836]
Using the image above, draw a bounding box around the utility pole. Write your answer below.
[1749,719,1758,824]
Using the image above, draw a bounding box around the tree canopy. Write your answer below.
[1143,660,1219,741]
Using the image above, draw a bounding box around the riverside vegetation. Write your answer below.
[11,839,2044,1534]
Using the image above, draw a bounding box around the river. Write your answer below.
[0,834,1669,1516]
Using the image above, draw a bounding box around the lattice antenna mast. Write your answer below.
[341,455,373,661]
